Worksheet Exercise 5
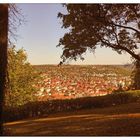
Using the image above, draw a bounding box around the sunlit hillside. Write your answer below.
[33,65,132,100]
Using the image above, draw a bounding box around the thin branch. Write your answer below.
[111,22,140,35]
[112,26,119,45]
[101,38,140,61]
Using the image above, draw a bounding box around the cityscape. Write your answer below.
[35,65,132,100]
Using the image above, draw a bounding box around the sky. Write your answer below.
[15,3,131,65]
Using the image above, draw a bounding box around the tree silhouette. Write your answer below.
[57,4,140,62]
[0,4,8,135]
[0,4,22,135]
[131,56,140,90]
[58,61,63,67]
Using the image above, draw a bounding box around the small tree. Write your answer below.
[5,46,38,107]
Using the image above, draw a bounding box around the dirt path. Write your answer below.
[4,101,140,136]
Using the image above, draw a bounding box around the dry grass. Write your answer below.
[4,100,140,136]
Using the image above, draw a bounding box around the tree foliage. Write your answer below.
[57,4,140,62]
[131,56,140,90]
[5,46,38,107]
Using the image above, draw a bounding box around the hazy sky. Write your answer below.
[15,3,131,65]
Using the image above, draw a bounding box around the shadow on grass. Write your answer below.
[5,101,140,136]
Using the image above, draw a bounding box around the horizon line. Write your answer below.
[32,63,131,66]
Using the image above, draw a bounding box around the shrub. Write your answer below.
[3,90,140,122]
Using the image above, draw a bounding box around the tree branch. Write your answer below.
[101,39,140,61]
[111,22,140,35]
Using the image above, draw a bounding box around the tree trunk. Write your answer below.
[0,4,8,135]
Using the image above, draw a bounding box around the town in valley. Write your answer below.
[34,65,132,101]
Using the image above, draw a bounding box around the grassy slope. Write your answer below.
[5,99,140,136]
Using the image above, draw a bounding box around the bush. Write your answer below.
[4,90,140,122]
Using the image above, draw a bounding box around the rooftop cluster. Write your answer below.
[34,65,131,100]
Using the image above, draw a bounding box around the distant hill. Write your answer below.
[33,64,132,76]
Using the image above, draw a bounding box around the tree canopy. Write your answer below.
[5,46,38,107]
[57,4,140,62]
